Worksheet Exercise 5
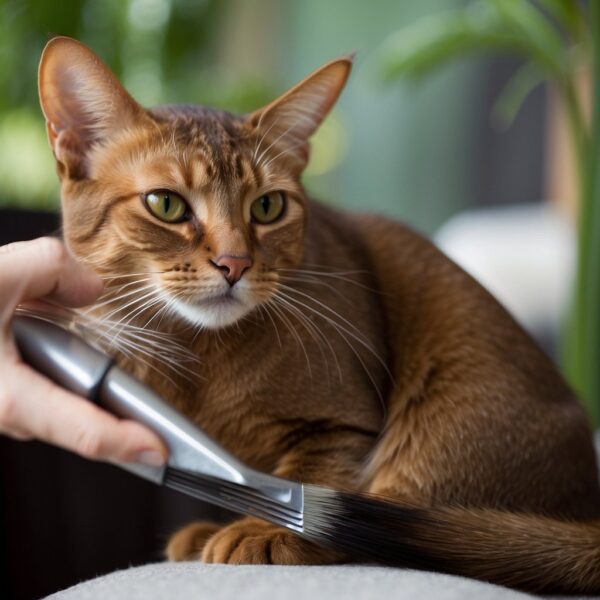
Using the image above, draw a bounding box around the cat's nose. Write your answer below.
[210,255,252,286]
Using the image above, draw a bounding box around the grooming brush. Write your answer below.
[10,315,434,570]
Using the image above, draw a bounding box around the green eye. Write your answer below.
[144,190,188,223]
[250,192,285,224]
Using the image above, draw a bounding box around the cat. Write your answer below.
[37,36,600,593]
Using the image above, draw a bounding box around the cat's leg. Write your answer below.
[199,425,375,565]
[166,521,221,561]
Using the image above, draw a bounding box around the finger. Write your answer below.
[0,362,168,465]
[0,238,103,313]
[2,426,33,441]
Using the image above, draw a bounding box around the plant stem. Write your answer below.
[566,1,600,425]
[583,0,600,424]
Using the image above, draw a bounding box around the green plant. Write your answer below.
[375,0,600,424]
[0,0,275,209]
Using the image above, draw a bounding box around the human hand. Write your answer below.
[0,237,168,466]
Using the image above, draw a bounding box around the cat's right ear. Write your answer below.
[38,37,144,180]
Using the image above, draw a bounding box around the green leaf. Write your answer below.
[376,3,530,82]
[488,0,567,79]
[538,0,587,39]
[491,62,544,130]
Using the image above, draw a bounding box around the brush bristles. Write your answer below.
[165,467,304,530]
[302,485,435,568]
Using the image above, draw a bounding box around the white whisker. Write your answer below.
[269,301,313,379]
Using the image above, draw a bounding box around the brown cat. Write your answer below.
[37,36,600,593]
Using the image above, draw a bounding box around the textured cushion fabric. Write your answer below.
[45,563,552,600]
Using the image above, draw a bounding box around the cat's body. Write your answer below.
[37,37,600,592]
[120,199,600,518]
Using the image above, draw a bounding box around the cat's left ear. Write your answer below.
[38,36,145,180]
[247,56,352,164]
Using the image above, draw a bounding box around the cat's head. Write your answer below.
[38,37,350,329]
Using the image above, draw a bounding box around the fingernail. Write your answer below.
[136,450,165,467]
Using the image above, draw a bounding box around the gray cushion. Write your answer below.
[45,563,553,600]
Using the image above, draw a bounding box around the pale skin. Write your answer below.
[0,236,168,466]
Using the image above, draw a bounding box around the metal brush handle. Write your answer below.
[11,315,250,484]
[11,314,113,399]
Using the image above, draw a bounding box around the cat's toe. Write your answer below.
[166,521,221,561]
[201,517,339,565]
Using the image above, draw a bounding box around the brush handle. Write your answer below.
[11,315,249,485]
[12,315,113,399]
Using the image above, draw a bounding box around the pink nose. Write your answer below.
[210,255,252,285]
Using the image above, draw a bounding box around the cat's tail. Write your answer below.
[303,485,600,594]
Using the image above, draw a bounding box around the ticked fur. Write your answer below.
[38,37,600,593]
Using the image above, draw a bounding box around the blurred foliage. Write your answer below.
[0,0,478,237]
[0,0,276,208]
[375,0,600,424]
[376,0,589,130]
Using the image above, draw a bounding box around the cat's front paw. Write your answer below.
[201,517,339,565]
[166,521,221,561]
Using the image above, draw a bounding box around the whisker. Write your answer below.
[100,270,165,281]
[278,284,374,348]
[275,268,380,294]
[154,292,184,330]
[252,116,280,164]
[255,121,299,169]
[279,266,367,276]
[123,295,166,328]
[261,142,304,171]
[277,275,352,305]
[274,288,391,414]
[109,335,184,391]
[99,288,160,323]
[258,303,282,348]
[268,301,313,380]
[271,295,342,387]
[86,282,157,312]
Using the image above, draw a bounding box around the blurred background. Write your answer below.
[0,0,596,598]
[0,0,551,227]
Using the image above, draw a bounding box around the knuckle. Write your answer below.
[38,237,67,265]
[0,241,21,256]
[73,426,106,459]
[0,389,16,426]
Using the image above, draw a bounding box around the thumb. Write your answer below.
[105,420,169,466]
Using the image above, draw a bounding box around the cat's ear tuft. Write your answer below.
[38,36,143,179]
[248,56,352,160]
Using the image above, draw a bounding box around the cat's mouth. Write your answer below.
[197,292,240,308]
[170,286,255,330]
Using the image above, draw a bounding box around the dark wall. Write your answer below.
[471,57,547,207]
[0,210,230,600]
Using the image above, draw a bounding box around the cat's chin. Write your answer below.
[172,296,254,330]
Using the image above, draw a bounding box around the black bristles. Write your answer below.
[302,485,439,569]
[164,467,304,530]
